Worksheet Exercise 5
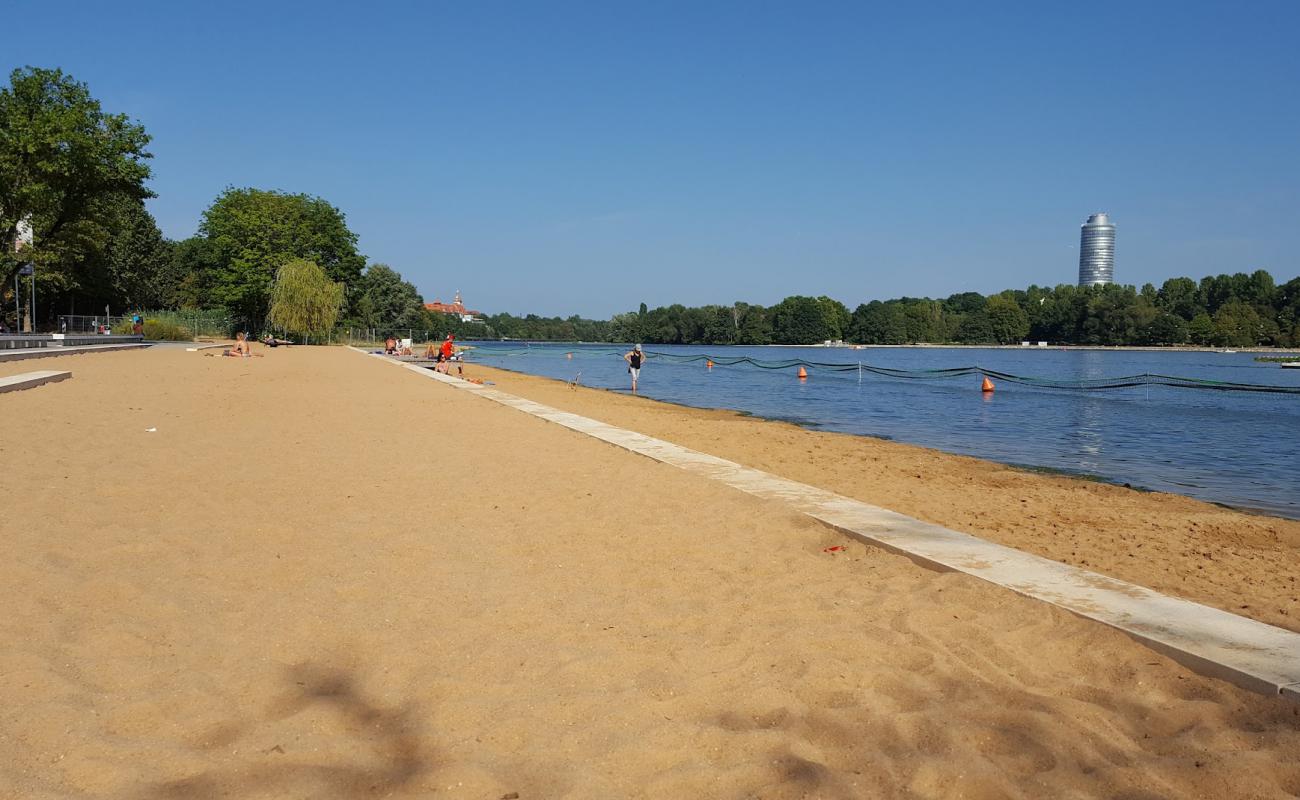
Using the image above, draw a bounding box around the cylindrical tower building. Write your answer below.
[1078,212,1115,286]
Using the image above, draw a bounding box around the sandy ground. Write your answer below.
[1,345,1299,799]
[469,362,1300,634]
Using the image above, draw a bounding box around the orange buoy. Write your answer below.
[797,366,808,380]
[981,376,995,393]
[706,359,714,369]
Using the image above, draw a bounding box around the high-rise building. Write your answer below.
[1077,213,1115,287]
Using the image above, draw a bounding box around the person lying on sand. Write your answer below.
[261,334,292,347]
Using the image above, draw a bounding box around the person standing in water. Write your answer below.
[623,344,644,393]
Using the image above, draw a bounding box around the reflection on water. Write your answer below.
[467,343,1300,519]
[1074,397,1105,468]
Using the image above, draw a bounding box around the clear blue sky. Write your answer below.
[10,0,1299,317]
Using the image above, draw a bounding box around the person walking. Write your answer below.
[623,344,645,393]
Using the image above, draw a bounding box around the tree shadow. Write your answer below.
[142,661,432,798]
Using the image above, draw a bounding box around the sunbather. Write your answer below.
[222,332,256,357]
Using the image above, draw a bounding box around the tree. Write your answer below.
[732,302,771,345]
[1140,311,1189,345]
[168,236,222,309]
[99,197,173,309]
[1187,313,1216,346]
[985,294,1029,344]
[815,296,850,341]
[848,301,906,344]
[354,264,424,329]
[1212,300,1263,347]
[0,67,153,305]
[954,311,995,343]
[200,188,364,322]
[268,259,344,337]
[770,295,833,344]
[1157,277,1202,320]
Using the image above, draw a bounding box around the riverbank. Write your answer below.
[464,361,1300,633]
[3,346,1299,798]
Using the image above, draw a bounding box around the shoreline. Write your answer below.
[484,339,1300,354]
[459,357,1300,633]
[467,359,1297,521]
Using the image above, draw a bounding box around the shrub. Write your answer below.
[142,319,192,340]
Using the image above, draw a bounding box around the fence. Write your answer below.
[341,328,453,348]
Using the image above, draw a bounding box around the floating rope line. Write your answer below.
[466,346,1300,395]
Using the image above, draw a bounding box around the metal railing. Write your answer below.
[57,314,127,334]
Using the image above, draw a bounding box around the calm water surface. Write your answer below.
[465,343,1300,519]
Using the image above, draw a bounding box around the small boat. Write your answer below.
[1281,362,1300,369]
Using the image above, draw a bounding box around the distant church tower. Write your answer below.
[1078,213,1116,287]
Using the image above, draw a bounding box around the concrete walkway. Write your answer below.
[0,343,150,363]
[358,349,1300,702]
[0,370,71,393]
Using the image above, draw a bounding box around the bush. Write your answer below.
[143,319,192,340]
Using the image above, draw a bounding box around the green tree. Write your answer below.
[354,264,424,329]
[0,67,153,312]
[1212,300,1264,347]
[732,302,771,345]
[770,295,833,344]
[902,299,947,343]
[98,197,173,309]
[954,311,995,343]
[268,259,344,337]
[1140,311,1189,345]
[985,294,1030,344]
[1156,277,1202,320]
[815,296,851,341]
[1187,313,1216,346]
[200,188,364,322]
[168,236,222,309]
[848,301,906,344]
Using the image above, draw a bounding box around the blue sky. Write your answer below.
[9,1,1299,316]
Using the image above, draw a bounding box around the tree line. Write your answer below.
[602,272,1300,348]
[4,66,1297,347]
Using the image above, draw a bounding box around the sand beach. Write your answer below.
[2,345,1299,798]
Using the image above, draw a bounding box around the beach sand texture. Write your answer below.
[2,346,1299,799]
[474,362,1300,634]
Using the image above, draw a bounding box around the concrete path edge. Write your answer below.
[355,348,1300,702]
[0,370,71,393]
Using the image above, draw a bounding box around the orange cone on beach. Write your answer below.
[798,366,808,380]
[981,376,995,393]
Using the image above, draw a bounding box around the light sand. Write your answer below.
[472,363,1300,634]
[2,346,1299,799]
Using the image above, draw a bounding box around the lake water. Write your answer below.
[465,343,1300,520]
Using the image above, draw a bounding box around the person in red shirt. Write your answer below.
[437,334,455,373]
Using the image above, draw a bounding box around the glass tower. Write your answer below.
[1077,213,1115,286]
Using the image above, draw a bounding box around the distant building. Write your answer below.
[424,290,483,323]
[1077,213,1115,287]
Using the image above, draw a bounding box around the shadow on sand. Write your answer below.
[143,661,432,798]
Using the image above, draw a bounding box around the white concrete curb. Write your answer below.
[0,343,149,363]
[356,348,1300,702]
[0,370,71,393]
